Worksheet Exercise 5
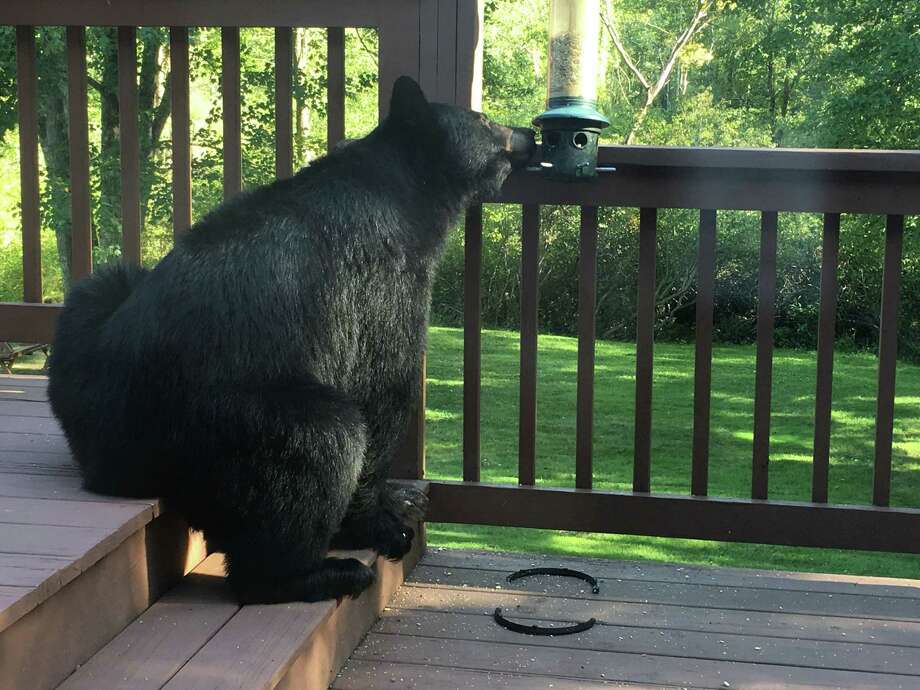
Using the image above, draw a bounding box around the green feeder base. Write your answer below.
[533,97,610,180]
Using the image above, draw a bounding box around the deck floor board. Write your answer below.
[336,549,920,689]
[0,415,63,435]
[0,400,56,417]
[409,564,920,620]
[0,375,161,636]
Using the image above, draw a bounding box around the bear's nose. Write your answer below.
[506,127,537,168]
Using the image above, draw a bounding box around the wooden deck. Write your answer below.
[3,373,920,689]
[0,374,169,629]
[335,549,920,689]
[0,373,424,690]
[0,374,209,689]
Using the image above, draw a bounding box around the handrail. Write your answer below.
[497,147,920,214]
[598,144,920,172]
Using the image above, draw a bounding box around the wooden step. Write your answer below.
[58,522,426,690]
[2,375,426,690]
[0,376,207,690]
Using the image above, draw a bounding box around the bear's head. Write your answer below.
[385,76,535,202]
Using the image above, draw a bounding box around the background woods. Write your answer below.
[0,0,918,359]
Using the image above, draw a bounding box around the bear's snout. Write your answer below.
[499,126,537,168]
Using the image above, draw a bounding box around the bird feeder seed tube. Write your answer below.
[548,0,601,103]
[534,0,610,180]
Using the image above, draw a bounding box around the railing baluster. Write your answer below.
[118,26,141,265]
[463,205,483,482]
[752,211,778,500]
[395,353,427,479]
[327,27,346,151]
[519,204,539,486]
[16,26,41,302]
[169,27,191,237]
[222,27,242,198]
[576,206,598,490]
[692,209,717,496]
[873,214,904,507]
[633,207,656,493]
[66,26,92,281]
[812,213,840,503]
[274,27,294,179]
[435,0,459,103]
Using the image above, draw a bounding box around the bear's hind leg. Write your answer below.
[229,555,375,604]
[213,384,375,604]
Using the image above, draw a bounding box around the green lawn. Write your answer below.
[424,326,920,578]
[10,329,920,578]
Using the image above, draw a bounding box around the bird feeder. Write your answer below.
[533,0,610,180]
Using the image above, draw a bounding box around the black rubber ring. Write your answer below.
[506,567,600,594]
[492,567,600,636]
[493,608,597,636]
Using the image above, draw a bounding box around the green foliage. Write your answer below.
[0,2,918,357]
[434,0,920,360]
[0,28,16,140]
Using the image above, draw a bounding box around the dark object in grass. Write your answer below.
[47,76,535,605]
[493,566,599,636]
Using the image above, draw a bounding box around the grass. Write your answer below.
[423,326,920,579]
[10,329,920,578]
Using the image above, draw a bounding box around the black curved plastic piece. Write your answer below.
[492,566,600,636]
[493,607,596,636]
[506,567,600,594]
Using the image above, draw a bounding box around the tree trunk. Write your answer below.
[626,95,654,144]
[767,0,778,143]
[94,28,121,258]
[293,28,310,166]
[137,28,170,235]
[36,30,73,290]
[603,0,715,145]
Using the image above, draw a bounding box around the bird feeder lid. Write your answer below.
[533,98,610,129]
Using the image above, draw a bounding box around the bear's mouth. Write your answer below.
[497,126,537,169]
[475,157,514,202]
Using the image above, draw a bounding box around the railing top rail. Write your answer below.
[499,146,920,214]
[601,145,920,174]
[0,0,388,27]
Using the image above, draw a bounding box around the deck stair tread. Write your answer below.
[0,376,163,634]
[56,554,239,690]
[59,546,419,690]
[1,375,205,690]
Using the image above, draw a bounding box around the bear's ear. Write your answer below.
[388,76,435,130]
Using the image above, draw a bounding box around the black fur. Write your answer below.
[48,77,534,604]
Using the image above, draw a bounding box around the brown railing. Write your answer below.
[0,0,442,340]
[1,2,919,556]
[422,148,920,554]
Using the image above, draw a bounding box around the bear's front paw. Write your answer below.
[376,524,415,561]
[389,485,429,523]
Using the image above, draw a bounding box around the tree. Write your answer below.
[602,0,724,143]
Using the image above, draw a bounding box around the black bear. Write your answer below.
[48,76,535,604]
